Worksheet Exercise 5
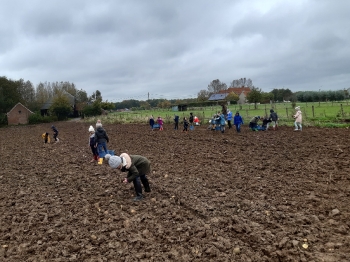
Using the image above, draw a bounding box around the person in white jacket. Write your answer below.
[293,106,302,131]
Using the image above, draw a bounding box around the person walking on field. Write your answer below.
[215,111,226,133]
[183,117,189,132]
[157,116,164,131]
[226,110,233,129]
[293,106,302,131]
[95,122,109,157]
[149,115,155,130]
[189,112,194,128]
[174,115,179,130]
[233,112,244,133]
[267,109,279,131]
[51,125,59,142]
[88,125,99,162]
[106,153,151,201]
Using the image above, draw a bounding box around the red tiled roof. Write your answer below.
[219,87,252,95]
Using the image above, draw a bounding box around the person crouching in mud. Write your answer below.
[105,153,151,201]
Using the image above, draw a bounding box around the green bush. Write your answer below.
[0,113,8,126]
[28,113,56,124]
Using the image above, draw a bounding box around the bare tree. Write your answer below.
[207,79,227,94]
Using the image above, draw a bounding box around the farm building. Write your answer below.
[7,102,34,125]
[40,91,78,117]
[218,87,252,104]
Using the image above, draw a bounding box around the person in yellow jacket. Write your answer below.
[42,132,50,143]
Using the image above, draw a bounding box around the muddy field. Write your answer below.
[0,121,350,261]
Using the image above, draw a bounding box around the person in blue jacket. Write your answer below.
[233,111,244,133]
[226,110,233,129]
[215,111,226,133]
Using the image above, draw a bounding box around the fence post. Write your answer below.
[341,104,344,117]
[246,109,248,118]
[286,107,288,118]
[312,105,314,117]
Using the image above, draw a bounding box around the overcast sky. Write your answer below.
[1,0,350,102]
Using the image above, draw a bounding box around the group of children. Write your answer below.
[42,125,59,143]
[248,107,302,132]
[149,115,164,131]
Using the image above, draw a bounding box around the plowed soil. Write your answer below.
[1,122,350,261]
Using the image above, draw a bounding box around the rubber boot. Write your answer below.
[140,175,151,192]
[133,177,143,201]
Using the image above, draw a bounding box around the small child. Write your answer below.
[261,117,272,131]
[233,112,244,133]
[89,125,99,162]
[51,125,59,142]
[157,116,163,131]
[174,115,179,130]
[293,106,302,131]
[183,117,189,132]
[149,116,155,130]
[42,132,50,143]
[249,116,260,131]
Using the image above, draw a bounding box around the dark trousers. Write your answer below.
[90,145,99,160]
[132,174,150,196]
[249,122,257,129]
[53,132,58,141]
[227,120,232,129]
[174,122,179,130]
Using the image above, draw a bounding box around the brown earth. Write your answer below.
[1,122,350,261]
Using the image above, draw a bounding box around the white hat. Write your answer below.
[88,125,94,132]
[108,156,122,169]
[295,106,300,110]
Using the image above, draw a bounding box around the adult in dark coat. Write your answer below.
[94,123,109,157]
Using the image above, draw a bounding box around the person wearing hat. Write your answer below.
[106,153,151,201]
[249,116,260,131]
[51,125,59,142]
[233,111,244,133]
[88,125,99,162]
[293,106,302,131]
[95,122,109,157]
[266,109,279,131]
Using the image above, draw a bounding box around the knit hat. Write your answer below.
[88,125,94,132]
[104,154,111,160]
[295,106,300,110]
[270,109,274,113]
[108,156,122,169]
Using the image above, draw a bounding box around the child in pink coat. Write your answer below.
[157,116,164,131]
[293,106,302,131]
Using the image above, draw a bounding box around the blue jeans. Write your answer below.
[97,142,108,157]
[235,123,241,133]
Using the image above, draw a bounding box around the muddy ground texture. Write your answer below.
[0,122,350,261]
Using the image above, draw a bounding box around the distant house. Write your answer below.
[41,91,78,117]
[7,102,34,125]
[177,104,188,111]
[218,87,252,104]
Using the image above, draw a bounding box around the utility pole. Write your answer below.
[148,92,149,100]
